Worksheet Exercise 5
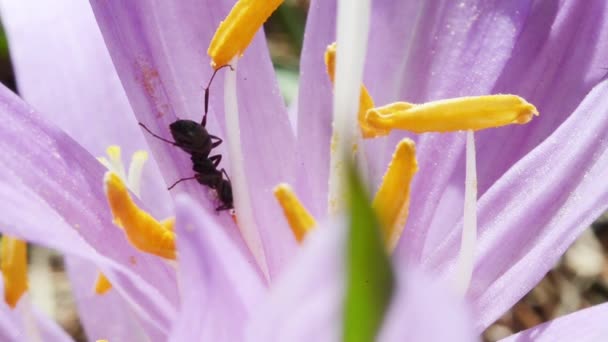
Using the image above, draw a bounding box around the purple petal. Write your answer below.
[170,195,264,341]
[392,0,535,262]
[428,1,608,253]
[499,303,608,342]
[426,81,608,331]
[0,0,170,217]
[89,0,297,279]
[476,1,608,193]
[246,219,346,341]
[293,0,336,218]
[66,257,162,342]
[0,84,177,332]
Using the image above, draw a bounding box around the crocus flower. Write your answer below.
[0,0,606,341]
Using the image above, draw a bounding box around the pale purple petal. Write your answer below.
[426,81,608,331]
[246,219,346,341]
[89,0,297,279]
[378,270,478,342]
[0,280,72,341]
[499,303,608,342]
[66,257,160,342]
[247,219,478,342]
[170,195,264,341]
[0,84,177,332]
[0,0,170,217]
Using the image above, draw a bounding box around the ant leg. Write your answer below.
[209,134,223,148]
[167,176,197,190]
[209,155,222,167]
[215,204,232,211]
[221,168,231,182]
[139,123,176,145]
[202,64,234,126]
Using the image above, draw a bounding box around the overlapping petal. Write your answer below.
[66,257,155,342]
[0,84,177,334]
[426,80,608,331]
[171,196,264,341]
[89,0,297,279]
[0,0,170,217]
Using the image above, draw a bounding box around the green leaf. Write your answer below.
[344,164,395,342]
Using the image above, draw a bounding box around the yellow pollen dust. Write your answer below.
[1,236,28,308]
[208,0,283,68]
[365,95,539,136]
[94,272,112,295]
[104,172,176,260]
[273,184,316,243]
[373,139,418,252]
[324,43,380,138]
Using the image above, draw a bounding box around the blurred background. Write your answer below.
[1,1,607,341]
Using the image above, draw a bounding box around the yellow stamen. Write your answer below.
[273,184,316,243]
[372,139,418,252]
[324,43,379,138]
[104,172,176,260]
[94,272,112,295]
[97,340,109,342]
[1,236,28,308]
[365,95,539,136]
[208,0,284,68]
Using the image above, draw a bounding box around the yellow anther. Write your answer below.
[1,236,28,308]
[97,340,109,342]
[104,172,176,260]
[324,43,379,138]
[94,272,112,295]
[365,95,539,135]
[372,139,418,252]
[208,0,284,68]
[273,184,316,243]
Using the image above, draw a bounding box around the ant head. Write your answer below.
[170,119,210,153]
[217,179,233,204]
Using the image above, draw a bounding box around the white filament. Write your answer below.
[454,130,478,295]
[127,150,149,197]
[327,0,372,216]
[224,59,270,281]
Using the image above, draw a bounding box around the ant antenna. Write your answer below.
[168,176,197,190]
[203,64,234,126]
[139,122,176,145]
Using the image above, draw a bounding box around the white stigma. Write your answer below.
[454,130,478,295]
[224,58,270,281]
[327,0,372,216]
[98,146,148,198]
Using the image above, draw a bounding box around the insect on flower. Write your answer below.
[139,65,234,211]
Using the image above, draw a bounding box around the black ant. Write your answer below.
[138,65,234,211]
